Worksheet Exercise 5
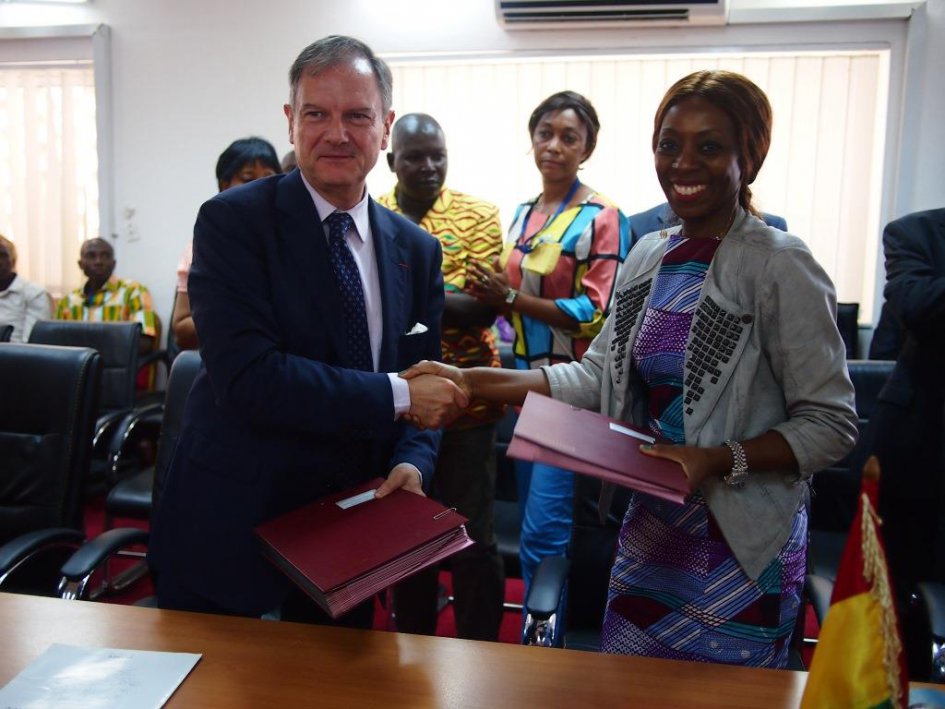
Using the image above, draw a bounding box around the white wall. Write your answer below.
[1,0,943,333]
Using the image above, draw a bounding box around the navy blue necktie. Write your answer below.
[326,212,373,372]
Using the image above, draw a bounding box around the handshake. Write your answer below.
[400,361,470,430]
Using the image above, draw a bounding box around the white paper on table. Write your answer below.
[0,643,201,709]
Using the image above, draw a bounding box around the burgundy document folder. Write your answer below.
[255,479,473,618]
[508,392,688,504]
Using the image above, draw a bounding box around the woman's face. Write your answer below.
[219,159,278,191]
[531,108,590,185]
[654,97,743,238]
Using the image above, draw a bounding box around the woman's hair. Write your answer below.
[528,90,601,159]
[215,137,281,187]
[0,233,16,265]
[651,70,772,214]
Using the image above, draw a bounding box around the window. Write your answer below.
[368,49,889,320]
[0,58,98,298]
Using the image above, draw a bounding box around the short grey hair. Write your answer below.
[288,35,393,114]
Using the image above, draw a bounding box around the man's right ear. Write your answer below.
[283,104,295,143]
[386,152,395,172]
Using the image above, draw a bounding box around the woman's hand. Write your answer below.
[400,360,469,396]
[465,259,511,309]
[640,444,727,494]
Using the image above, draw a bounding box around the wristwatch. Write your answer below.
[722,440,749,487]
[505,288,519,307]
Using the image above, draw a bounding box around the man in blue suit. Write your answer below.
[866,208,945,647]
[149,36,466,626]
[629,202,787,245]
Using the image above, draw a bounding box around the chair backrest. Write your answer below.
[0,324,12,343]
[562,476,633,650]
[809,358,895,532]
[151,350,201,515]
[29,321,140,414]
[0,343,101,543]
[836,302,860,360]
[165,289,182,363]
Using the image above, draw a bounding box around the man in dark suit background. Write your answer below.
[148,35,467,627]
[867,208,945,617]
[629,201,788,245]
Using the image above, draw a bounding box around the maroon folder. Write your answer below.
[509,392,688,504]
[255,478,473,618]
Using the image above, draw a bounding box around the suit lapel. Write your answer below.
[275,172,348,361]
[658,204,673,230]
[369,199,409,371]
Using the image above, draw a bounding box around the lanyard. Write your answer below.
[516,179,581,254]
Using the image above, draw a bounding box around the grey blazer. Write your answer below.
[544,208,857,579]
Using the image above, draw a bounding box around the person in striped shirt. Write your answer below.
[56,237,157,356]
[379,113,506,641]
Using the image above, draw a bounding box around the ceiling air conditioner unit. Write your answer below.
[496,0,729,29]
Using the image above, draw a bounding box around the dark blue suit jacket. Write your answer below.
[874,208,945,427]
[629,202,788,245]
[149,170,444,615]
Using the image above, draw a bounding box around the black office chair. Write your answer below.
[493,342,523,612]
[836,302,860,360]
[804,361,896,644]
[915,583,945,682]
[0,342,101,593]
[105,349,200,530]
[809,359,895,534]
[0,324,12,343]
[28,320,162,488]
[58,349,201,600]
[523,474,631,650]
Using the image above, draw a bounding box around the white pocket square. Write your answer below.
[405,322,428,335]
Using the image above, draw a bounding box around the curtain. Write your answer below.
[368,50,888,320]
[0,63,98,299]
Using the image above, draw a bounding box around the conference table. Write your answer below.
[0,592,809,707]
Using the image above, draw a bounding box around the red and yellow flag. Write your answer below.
[801,457,909,709]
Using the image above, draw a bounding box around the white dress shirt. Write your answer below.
[299,175,411,419]
[0,274,52,343]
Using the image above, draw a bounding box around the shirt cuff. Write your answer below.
[388,372,411,419]
[392,463,424,488]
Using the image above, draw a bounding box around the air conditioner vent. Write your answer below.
[496,0,728,28]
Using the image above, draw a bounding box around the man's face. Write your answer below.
[78,240,116,284]
[390,128,448,203]
[284,58,393,209]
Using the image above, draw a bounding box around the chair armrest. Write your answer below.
[918,582,945,640]
[93,408,133,448]
[805,573,834,627]
[0,528,86,582]
[522,555,570,647]
[525,555,570,618]
[99,404,163,486]
[138,348,170,370]
[60,527,150,581]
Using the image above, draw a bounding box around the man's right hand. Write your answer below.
[402,360,468,391]
[405,371,469,429]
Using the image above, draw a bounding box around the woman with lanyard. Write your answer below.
[466,90,630,638]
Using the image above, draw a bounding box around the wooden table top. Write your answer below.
[1,592,809,708]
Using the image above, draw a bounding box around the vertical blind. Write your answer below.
[367,50,889,320]
[0,63,98,298]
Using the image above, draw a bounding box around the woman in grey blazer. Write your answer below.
[407,71,856,667]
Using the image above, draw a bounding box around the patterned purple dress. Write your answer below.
[599,235,807,668]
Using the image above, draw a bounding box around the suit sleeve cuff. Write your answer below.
[394,463,423,488]
[388,372,410,420]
